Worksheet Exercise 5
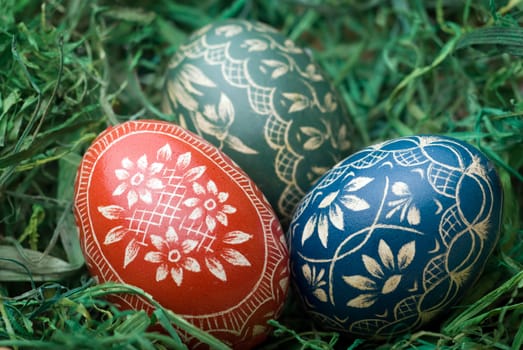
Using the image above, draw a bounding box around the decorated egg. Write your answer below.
[73,120,289,349]
[287,135,503,337]
[162,19,352,225]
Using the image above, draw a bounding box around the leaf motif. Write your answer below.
[243,39,268,52]
[171,267,183,286]
[150,234,164,250]
[165,226,178,242]
[199,107,226,138]
[324,92,337,112]
[176,152,191,170]
[271,66,289,79]
[121,157,133,170]
[301,215,317,246]
[98,205,125,220]
[183,197,199,207]
[346,294,377,308]
[104,226,128,245]
[303,136,323,151]
[337,124,351,151]
[329,204,344,231]
[316,267,325,282]
[221,248,251,266]
[138,189,152,204]
[305,64,323,81]
[317,213,329,248]
[225,134,258,154]
[156,264,168,281]
[207,180,218,195]
[343,275,377,291]
[407,206,421,225]
[184,257,201,272]
[114,169,129,181]
[189,207,202,220]
[144,251,163,263]
[300,126,322,137]
[146,178,164,190]
[167,79,198,111]
[148,162,164,175]
[218,192,229,203]
[223,231,252,245]
[136,154,148,171]
[218,93,234,124]
[382,274,402,294]
[301,264,313,284]
[112,183,127,197]
[392,181,410,196]
[340,194,370,211]
[180,63,216,89]
[319,190,339,209]
[289,100,308,113]
[127,190,138,208]
[397,241,416,269]
[282,92,309,113]
[182,239,198,253]
[362,254,384,279]
[206,215,216,231]
[193,182,206,195]
[378,239,394,269]
[345,177,374,192]
[124,238,141,268]
[262,59,286,68]
[185,165,206,182]
[313,288,328,302]
[205,257,227,281]
[157,144,172,161]
[216,24,242,37]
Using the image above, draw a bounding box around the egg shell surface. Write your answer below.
[162,19,353,225]
[73,120,290,349]
[287,135,503,337]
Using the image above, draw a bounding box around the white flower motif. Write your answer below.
[301,177,373,248]
[301,264,328,302]
[386,181,421,225]
[112,154,165,208]
[144,226,201,286]
[343,239,416,309]
[183,180,237,231]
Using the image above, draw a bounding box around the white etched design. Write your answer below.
[144,227,201,285]
[112,154,165,208]
[164,19,351,223]
[183,179,237,231]
[98,145,252,285]
[386,182,421,225]
[343,239,416,308]
[301,176,373,248]
[289,135,502,337]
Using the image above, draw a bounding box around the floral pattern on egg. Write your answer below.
[74,120,289,349]
[287,135,503,337]
[162,19,352,225]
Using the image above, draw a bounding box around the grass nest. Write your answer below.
[0,0,522,349]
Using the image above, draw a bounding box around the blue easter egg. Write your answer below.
[287,135,503,337]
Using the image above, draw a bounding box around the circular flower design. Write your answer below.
[343,239,416,308]
[183,179,237,231]
[144,226,201,286]
[112,154,165,208]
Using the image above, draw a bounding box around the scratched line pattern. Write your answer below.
[74,120,290,349]
[288,135,502,337]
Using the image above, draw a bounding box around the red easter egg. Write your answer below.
[73,120,289,349]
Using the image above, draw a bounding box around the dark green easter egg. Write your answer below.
[163,19,353,225]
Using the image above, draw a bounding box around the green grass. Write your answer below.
[0,0,522,349]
